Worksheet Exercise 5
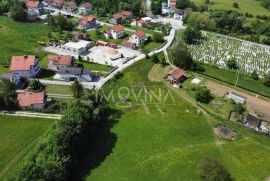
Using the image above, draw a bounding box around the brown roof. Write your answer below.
[48,55,72,65]
[10,55,36,71]
[112,13,123,20]
[121,11,132,17]
[83,2,92,8]
[137,19,145,25]
[53,0,64,4]
[122,41,136,48]
[17,92,45,107]
[112,24,124,32]
[80,15,96,22]
[26,1,40,8]
[134,30,145,38]
[167,67,186,80]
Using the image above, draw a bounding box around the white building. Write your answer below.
[129,30,147,46]
[61,40,92,56]
[227,92,247,104]
[104,24,124,39]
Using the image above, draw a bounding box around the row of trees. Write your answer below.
[14,93,107,180]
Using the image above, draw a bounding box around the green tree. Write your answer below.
[226,59,238,70]
[233,2,239,8]
[232,103,245,115]
[170,42,193,70]
[28,79,45,92]
[151,0,162,15]
[263,75,270,87]
[152,32,164,43]
[197,157,232,181]
[151,54,159,63]
[71,80,84,98]
[195,87,213,104]
[182,24,202,44]
[9,3,26,21]
[177,0,190,9]
[0,78,18,110]
[250,70,259,80]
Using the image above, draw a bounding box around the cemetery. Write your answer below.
[187,32,270,75]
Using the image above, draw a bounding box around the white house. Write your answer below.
[104,24,124,39]
[56,67,93,82]
[61,40,92,56]
[174,9,184,20]
[129,30,147,46]
[131,19,147,27]
[10,55,41,78]
[78,2,92,15]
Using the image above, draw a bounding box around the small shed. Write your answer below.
[227,92,247,104]
[244,113,261,130]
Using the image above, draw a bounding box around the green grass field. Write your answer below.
[45,84,73,95]
[0,115,54,179]
[69,59,270,180]
[199,64,270,97]
[0,16,51,73]
[193,0,270,16]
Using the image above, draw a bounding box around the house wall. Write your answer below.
[112,31,124,39]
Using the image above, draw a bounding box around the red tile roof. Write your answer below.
[167,67,186,80]
[112,24,124,32]
[112,13,123,19]
[48,55,72,65]
[26,1,40,8]
[80,15,96,22]
[134,30,145,38]
[122,41,136,48]
[17,92,45,107]
[10,55,36,71]
[121,11,132,17]
[83,2,92,8]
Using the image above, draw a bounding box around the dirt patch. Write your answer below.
[205,80,270,121]
[148,64,169,82]
[214,126,237,140]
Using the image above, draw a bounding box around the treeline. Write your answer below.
[0,0,27,21]
[183,9,270,45]
[11,92,109,180]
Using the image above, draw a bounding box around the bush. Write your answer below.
[28,79,46,92]
[151,54,159,63]
[71,80,84,99]
[250,70,259,80]
[233,2,239,8]
[263,75,270,87]
[197,157,232,181]
[226,58,238,70]
[232,103,245,115]
[195,87,213,104]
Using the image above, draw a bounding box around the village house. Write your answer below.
[227,92,247,104]
[129,30,147,46]
[61,40,92,56]
[109,13,123,24]
[63,1,77,12]
[78,2,92,15]
[55,67,93,81]
[104,24,125,39]
[17,91,47,110]
[25,0,44,14]
[120,11,133,22]
[0,73,27,89]
[78,15,96,30]
[244,113,262,131]
[131,19,147,27]
[122,41,136,50]
[51,0,64,8]
[10,55,41,78]
[26,9,39,22]
[174,9,184,19]
[168,0,177,8]
[166,67,187,85]
[47,55,73,71]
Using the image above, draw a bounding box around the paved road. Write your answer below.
[0,111,62,119]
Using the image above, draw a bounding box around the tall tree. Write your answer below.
[71,80,84,98]
[182,24,202,44]
[170,42,193,70]
[0,78,18,110]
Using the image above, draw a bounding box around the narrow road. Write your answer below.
[0,111,62,119]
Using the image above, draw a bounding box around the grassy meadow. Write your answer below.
[193,0,270,16]
[68,59,270,180]
[0,17,51,72]
[0,115,54,179]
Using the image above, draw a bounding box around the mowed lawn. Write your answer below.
[193,0,270,16]
[0,115,54,179]
[0,16,51,72]
[75,60,270,180]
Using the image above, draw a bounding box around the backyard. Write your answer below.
[0,115,54,179]
[69,59,270,180]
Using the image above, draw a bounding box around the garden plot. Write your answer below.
[188,32,270,74]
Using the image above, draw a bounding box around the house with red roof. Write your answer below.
[120,11,133,22]
[48,55,73,71]
[78,15,96,30]
[166,67,187,85]
[168,0,177,8]
[104,24,125,39]
[122,41,136,50]
[17,91,47,109]
[109,13,123,24]
[25,0,44,14]
[79,2,92,14]
[131,19,147,27]
[129,30,147,46]
[10,55,41,78]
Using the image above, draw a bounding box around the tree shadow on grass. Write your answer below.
[70,107,122,181]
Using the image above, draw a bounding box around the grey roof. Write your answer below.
[59,67,91,75]
[246,113,261,128]
[216,126,232,136]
